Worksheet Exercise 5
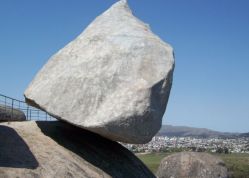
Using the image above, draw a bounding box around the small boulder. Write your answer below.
[0,104,26,121]
[24,0,174,143]
[156,152,228,178]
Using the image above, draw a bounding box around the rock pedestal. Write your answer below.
[0,121,155,178]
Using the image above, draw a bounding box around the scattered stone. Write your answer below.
[0,121,155,178]
[0,104,26,121]
[24,0,174,143]
[156,152,228,178]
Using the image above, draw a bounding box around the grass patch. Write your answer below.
[217,153,249,178]
[136,152,170,173]
[137,152,249,178]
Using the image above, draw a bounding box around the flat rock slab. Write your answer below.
[24,0,174,144]
[0,121,155,178]
[156,152,228,178]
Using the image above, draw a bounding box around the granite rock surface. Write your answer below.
[0,121,155,178]
[0,104,26,121]
[156,152,228,178]
[24,0,174,143]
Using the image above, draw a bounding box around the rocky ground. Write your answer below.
[0,121,154,178]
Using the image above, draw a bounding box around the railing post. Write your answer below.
[27,106,29,120]
[11,100,14,120]
[30,110,32,120]
[4,97,6,112]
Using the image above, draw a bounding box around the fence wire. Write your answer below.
[0,94,55,121]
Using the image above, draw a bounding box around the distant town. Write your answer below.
[123,136,249,154]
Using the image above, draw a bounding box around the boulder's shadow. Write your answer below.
[36,121,155,178]
[0,125,38,169]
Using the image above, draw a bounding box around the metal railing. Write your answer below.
[0,94,55,121]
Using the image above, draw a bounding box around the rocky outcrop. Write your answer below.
[0,121,155,178]
[0,104,26,121]
[24,0,174,144]
[156,152,228,178]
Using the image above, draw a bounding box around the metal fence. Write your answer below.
[0,94,55,121]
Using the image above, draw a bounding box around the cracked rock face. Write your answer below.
[24,0,175,144]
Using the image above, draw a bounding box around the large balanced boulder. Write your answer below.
[24,0,174,143]
[0,121,155,178]
[0,104,26,121]
[156,152,228,178]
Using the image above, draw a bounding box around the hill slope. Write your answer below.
[157,125,240,138]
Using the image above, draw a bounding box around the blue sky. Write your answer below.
[0,0,248,132]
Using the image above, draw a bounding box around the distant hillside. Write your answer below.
[239,132,249,137]
[157,125,243,138]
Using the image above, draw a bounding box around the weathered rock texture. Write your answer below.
[24,0,174,143]
[0,121,155,178]
[156,152,228,178]
[0,104,26,121]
